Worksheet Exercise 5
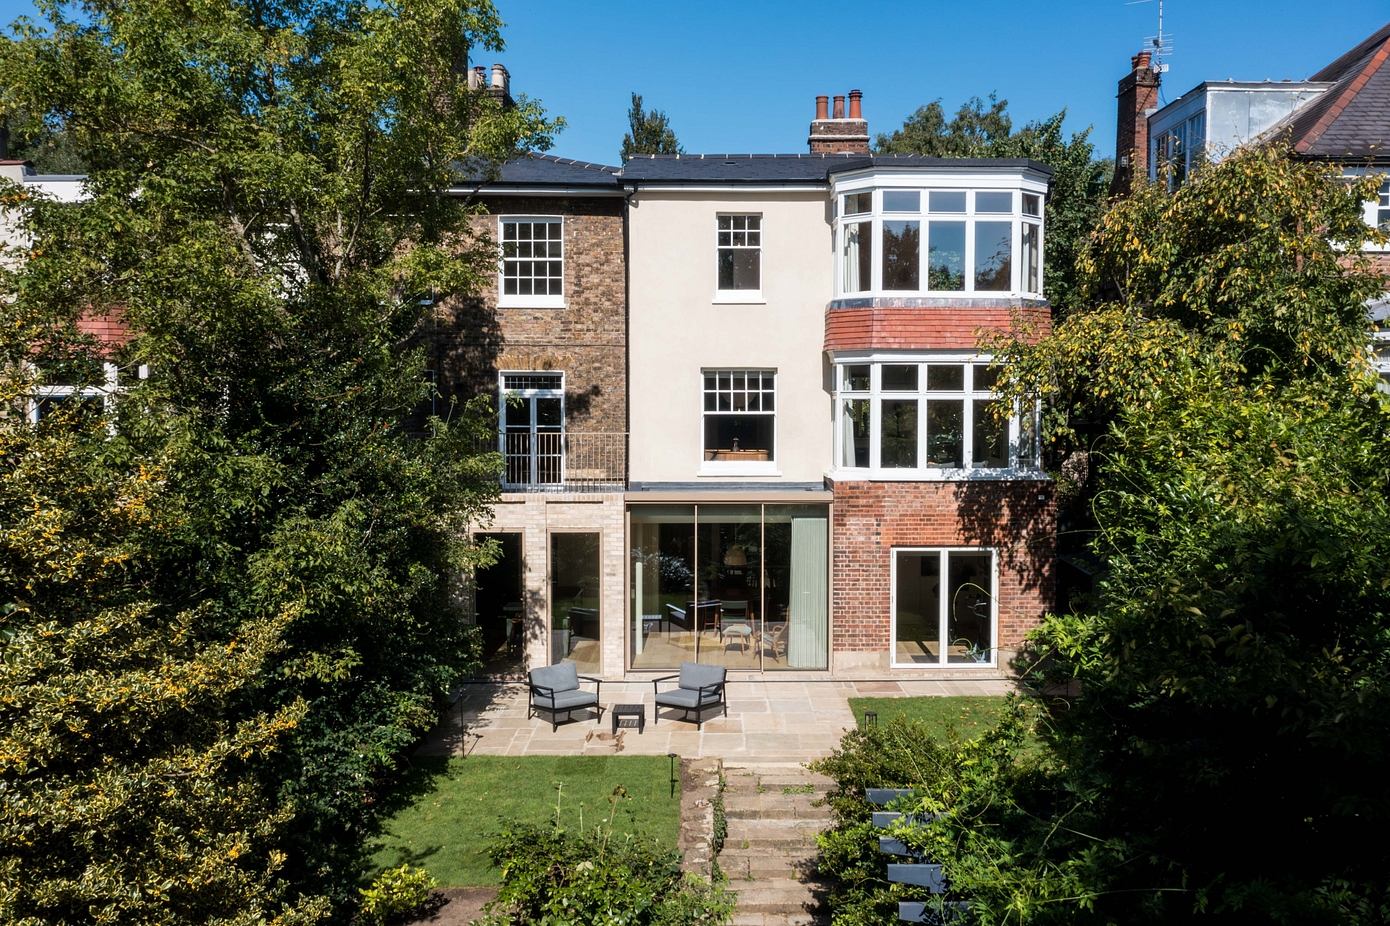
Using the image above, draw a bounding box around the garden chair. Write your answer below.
[652,661,727,728]
[527,660,602,732]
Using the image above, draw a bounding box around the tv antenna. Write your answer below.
[1127,0,1172,72]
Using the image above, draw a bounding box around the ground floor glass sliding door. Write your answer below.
[892,548,995,666]
[629,504,828,671]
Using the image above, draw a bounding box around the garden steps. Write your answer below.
[719,762,833,926]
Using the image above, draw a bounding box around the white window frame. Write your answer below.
[499,371,566,487]
[890,547,998,669]
[714,213,764,303]
[832,184,1045,299]
[699,368,778,477]
[831,353,1042,480]
[498,216,565,309]
[27,362,119,431]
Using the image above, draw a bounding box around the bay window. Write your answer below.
[834,357,1038,475]
[834,181,1046,297]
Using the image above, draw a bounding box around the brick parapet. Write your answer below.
[828,478,1055,659]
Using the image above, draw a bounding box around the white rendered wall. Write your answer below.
[627,190,833,484]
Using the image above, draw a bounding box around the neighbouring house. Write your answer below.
[432,69,629,677]
[0,159,130,419]
[1111,20,1390,381]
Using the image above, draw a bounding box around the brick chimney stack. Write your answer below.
[1112,50,1160,195]
[809,90,870,154]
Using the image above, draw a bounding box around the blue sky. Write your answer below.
[2,1,1386,165]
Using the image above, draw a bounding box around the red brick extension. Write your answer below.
[829,478,1056,658]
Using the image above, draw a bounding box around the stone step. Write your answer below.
[724,799,831,821]
[730,912,827,926]
[719,851,821,880]
[731,880,825,915]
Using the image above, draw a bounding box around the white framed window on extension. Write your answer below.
[892,547,998,667]
[499,371,565,487]
[498,216,564,308]
[701,369,777,475]
[833,354,1039,478]
[28,362,120,431]
[715,214,762,302]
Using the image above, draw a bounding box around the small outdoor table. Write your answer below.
[612,702,645,735]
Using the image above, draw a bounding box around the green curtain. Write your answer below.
[787,516,828,668]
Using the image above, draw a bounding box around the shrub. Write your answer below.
[357,864,437,925]
[479,823,732,926]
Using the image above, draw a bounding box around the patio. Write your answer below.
[419,677,1017,761]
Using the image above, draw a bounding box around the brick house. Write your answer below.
[435,150,629,677]
[616,94,1056,679]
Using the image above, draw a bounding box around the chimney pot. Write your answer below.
[832,95,845,119]
[491,63,509,94]
[848,89,863,120]
[1132,50,1152,71]
[815,95,829,120]
[469,66,486,90]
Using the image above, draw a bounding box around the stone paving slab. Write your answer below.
[418,678,1016,760]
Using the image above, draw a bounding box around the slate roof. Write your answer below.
[1276,22,1390,162]
[455,152,621,189]
[617,153,1052,184]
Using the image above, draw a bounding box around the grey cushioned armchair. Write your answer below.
[528,660,602,732]
[652,662,727,729]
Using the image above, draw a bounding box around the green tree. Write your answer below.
[945,148,1390,922]
[0,0,556,921]
[620,91,681,162]
[1,112,88,173]
[876,95,1109,311]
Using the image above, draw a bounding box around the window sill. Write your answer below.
[828,466,1048,482]
[498,296,566,310]
[699,461,781,477]
[890,660,999,670]
[712,291,765,305]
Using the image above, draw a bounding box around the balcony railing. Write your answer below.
[501,431,626,492]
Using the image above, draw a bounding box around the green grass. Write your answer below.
[848,696,1013,741]
[369,755,681,887]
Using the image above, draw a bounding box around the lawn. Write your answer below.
[369,755,681,887]
[848,695,1014,741]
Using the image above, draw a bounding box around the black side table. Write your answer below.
[612,702,645,734]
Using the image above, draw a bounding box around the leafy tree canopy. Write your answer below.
[620,91,681,162]
[933,147,1390,923]
[876,94,1110,311]
[0,0,556,921]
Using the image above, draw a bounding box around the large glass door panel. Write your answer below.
[550,532,601,673]
[695,506,763,669]
[894,551,942,665]
[946,552,993,664]
[893,549,995,666]
[630,506,695,669]
[764,506,828,669]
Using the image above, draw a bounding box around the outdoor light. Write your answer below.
[864,710,878,728]
[667,752,678,798]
